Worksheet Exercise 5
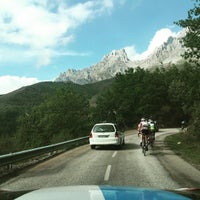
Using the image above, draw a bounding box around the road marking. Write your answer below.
[104,165,111,181]
[112,151,117,158]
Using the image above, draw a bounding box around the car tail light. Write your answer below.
[115,132,119,138]
[89,133,93,138]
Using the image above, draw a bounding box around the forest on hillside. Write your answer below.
[0,62,200,154]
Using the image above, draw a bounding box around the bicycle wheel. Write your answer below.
[149,135,154,148]
[143,145,146,156]
[142,138,146,156]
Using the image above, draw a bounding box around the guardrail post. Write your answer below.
[7,163,12,170]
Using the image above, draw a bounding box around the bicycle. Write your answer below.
[148,131,155,148]
[141,131,148,156]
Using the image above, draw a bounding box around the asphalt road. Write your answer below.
[0,128,200,191]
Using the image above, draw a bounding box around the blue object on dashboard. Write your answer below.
[100,186,190,200]
[15,185,191,200]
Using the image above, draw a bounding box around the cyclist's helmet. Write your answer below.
[141,118,145,122]
[148,119,153,123]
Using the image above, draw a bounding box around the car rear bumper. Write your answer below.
[89,138,120,145]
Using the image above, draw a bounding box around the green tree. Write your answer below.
[17,88,91,149]
[94,66,182,128]
[175,0,200,63]
[168,63,200,118]
[188,103,200,140]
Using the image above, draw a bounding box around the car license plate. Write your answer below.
[98,135,108,138]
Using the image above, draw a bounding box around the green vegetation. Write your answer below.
[166,133,200,169]
[0,65,199,155]
[0,80,113,154]
[175,0,200,64]
[166,0,200,167]
[0,63,200,156]
[17,88,91,149]
[92,63,200,128]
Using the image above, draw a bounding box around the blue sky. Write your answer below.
[0,0,194,94]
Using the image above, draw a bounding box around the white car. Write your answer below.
[89,123,125,149]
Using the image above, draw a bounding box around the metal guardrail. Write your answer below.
[0,136,89,168]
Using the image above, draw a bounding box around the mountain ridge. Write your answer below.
[55,30,187,84]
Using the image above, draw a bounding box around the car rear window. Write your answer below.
[93,125,115,132]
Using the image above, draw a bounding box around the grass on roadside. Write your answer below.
[165,132,200,170]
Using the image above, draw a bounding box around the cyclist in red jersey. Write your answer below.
[138,118,150,150]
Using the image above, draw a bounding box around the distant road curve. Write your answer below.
[0,128,200,191]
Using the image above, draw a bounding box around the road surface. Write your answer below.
[0,128,200,191]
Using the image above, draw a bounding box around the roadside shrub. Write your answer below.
[187,103,200,140]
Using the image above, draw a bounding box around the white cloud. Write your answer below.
[102,0,114,9]
[0,0,116,68]
[146,28,177,54]
[124,45,140,60]
[0,75,40,95]
[126,28,178,60]
[0,1,73,48]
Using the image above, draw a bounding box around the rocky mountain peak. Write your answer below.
[102,49,130,63]
[55,29,187,85]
